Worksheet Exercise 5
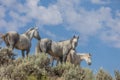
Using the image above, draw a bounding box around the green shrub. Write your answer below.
[114,70,120,80]
[52,62,85,80]
[0,53,50,80]
[96,68,113,80]
[0,51,119,80]
[0,47,15,66]
[83,68,94,80]
[27,75,37,80]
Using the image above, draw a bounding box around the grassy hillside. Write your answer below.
[0,48,120,80]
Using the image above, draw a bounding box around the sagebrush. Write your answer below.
[0,49,120,80]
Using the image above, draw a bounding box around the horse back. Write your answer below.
[15,34,31,50]
[58,40,71,48]
[9,31,19,43]
[50,41,63,57]
[2,31,19,46]
[39,38,52,53]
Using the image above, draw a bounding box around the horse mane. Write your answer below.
[28,27,35,31]
[59,35,78,43]
[59,40,66,42]
[77,53,91,57]
[59,38,72,42]
[25,27,35,34]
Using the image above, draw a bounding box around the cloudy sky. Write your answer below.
[0,0,120,75]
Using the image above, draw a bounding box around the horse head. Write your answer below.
[71,35,79,50]
[26,27,41,40]
[80,53,92,65]
[33,27,41,40]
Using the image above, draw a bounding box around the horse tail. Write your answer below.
[5,32,19,49]
[1,33,7,40]
[1,33,10,46]
[46,39,52,52]
[0,33,4,44]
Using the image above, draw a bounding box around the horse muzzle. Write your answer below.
[88,62,92,65]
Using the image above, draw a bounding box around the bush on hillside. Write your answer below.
[0,50,119,80]
[0,47,16,66]
[96,68,113,80]
[51,63,85,80]
[83,68,94,80]
[115,70,120,80]
[0,53,50,80]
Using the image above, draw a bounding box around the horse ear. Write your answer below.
[89,53,92,56]
[73,35,75,38]
[35,27,38,30]
[77,36,79,39]
[27,27,34,32]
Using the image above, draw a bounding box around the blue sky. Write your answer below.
[0,0,120,75]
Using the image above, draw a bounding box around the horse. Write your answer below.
[35,38,52,55]
[1,27,41,57]
[66,49,92,66]
[36,35,79,64]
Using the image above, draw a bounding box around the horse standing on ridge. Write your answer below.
[66,49,92,66]
[35,35,79,64]
[1,27,41,57]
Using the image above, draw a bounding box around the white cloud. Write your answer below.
[26,0,63,25]
[0,0,120,48]
[9,11,30,24]
[38,5,63,25]
[100,31,120,48]
[91,0,110,4]
[0,0,62,31]
[41,28,57,39]
[0,6,5,18]
[0,0,17,7]
[56,0,111,36]
[55,0,120,48]
[116,10,120,17]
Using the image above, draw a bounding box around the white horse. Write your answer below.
[66,49,92,66]
[36,35,79,65]
[1,27,41,57]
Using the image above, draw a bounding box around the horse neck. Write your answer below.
[78,54,86,61]
[59,39,70,43]
[58,40,71,46]
[24,31,34,40]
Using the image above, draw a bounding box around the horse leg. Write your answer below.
[26,49,30,57]
[50,57,54,66]
[22,50,25,58]
[56,58,59,66]
[55,58,60,66]
[59,57,62,65]
[8,40,14,50]
[62,49,69,63]
[42,43,47,54]
[35,41,41,55]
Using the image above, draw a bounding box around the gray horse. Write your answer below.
[36,35,79,64]
[1,27,41,57]
[66,49,92,66]
[35,38,52,55]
